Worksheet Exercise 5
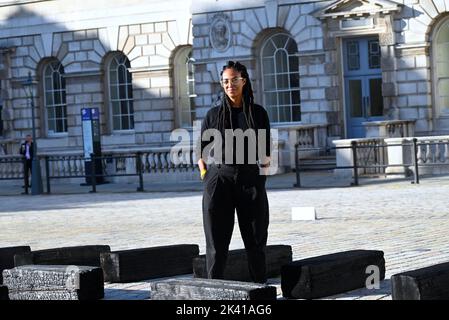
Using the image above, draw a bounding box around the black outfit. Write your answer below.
[200,94,271,283]
[20,142,33,189]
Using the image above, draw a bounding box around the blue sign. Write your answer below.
[91,108,100,120]
[81,108,92,121]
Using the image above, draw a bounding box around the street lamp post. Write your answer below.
[23,71,43,195]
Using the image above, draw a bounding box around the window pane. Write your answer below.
[292,90,301,105]
[264,75,276,89]
[276,74,289,90]
[55,106,63,119]
[110,85,118,100]
[266,105,278,122]
[278,106,290,122]
[369,78,383,116]
[262,58,275,74]
[262,40,275,57]
[275,50,288,73]
[285,37,298,54]
[347,41,360,70]
[272,34,289,49]
[348,79,363,117]
[289,56,299,73]
[113,116,121,130]
[121,101,129,115]
[289,73,299,88]
[47,106,55,120]
[292,105,301,122]
[45,92,54,106]
[119,84,127,99]
[112,101,120,116]
[368,40,381,69]
[56,119,64,133]
[278,92,291,106]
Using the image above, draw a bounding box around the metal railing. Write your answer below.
[44,153,145,194]
[293,138,437,188]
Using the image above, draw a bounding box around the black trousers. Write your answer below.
[23,159,32,188]
[202,164,269,283]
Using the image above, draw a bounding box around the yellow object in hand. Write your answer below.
[200,169,207,180]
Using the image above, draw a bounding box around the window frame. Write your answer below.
[173,46,197,129]
[107,53,135,132]
[260,33,301,124]
[42,60,68,136]
[432,16,449,118]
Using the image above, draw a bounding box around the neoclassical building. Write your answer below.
[0,0,194,156]
[2,0,449,173]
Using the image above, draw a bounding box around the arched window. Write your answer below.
[108,53,134,131]
[43,61,67,134]
[174,46,196,128]
[261,33,300,123]
[433,17,449,117]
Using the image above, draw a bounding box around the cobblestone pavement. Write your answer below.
[1,172,449,300]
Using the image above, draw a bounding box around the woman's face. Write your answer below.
[221,68,246,104]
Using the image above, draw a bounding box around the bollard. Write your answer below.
[293,143,301,188]
[412,138,420,184]
[136,152,144,192]
[45,156,51,194]
[351,141,359,186]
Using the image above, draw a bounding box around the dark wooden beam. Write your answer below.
[193,245,292,281]
[391,262,449,300]
[0,246,31,284]
[101,244,200,283]
[281,250,385,299]
[14,245,110,268]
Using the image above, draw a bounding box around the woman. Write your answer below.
[198,61,271,283]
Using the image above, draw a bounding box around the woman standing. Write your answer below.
[198,61,271,283]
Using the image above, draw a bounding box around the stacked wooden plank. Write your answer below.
[0,285,9,300]
[2,265,104,300]
[14,245,110,267]
[150,278,277,300]
[193,245,292,281]
[101,244,200,282]
[391,262,449,300]
[281,250,385,299]
[0,246,31,283]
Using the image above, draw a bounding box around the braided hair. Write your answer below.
[218,61,256,133]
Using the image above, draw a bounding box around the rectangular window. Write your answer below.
[368,40,381,69]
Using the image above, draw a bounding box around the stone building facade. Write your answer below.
[192,0,449,168]
[2,0,449,172]
[0,0,194,156]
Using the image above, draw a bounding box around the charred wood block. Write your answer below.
[281,250,385,299]
[14,245,110,268]
[0,285,9,301]
[3,265,104,300]
[8,290,91,301]
[193,245,292,282]
[101,244,200,283]
[391,262,449,300]
[0,246,31,283]
[150,278,277,300]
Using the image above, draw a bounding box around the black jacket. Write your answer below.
[20,142,34,160]
[200,94,271,165]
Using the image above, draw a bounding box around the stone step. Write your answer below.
[0,285,9,301]
[101,244,200,283]
[0,246,31,283]
[193,245,292,282]
[14,245,110,268]
[391,262,449,300]
[281,250,385,299]
[3,265,104,300]
[150,278,277,300]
